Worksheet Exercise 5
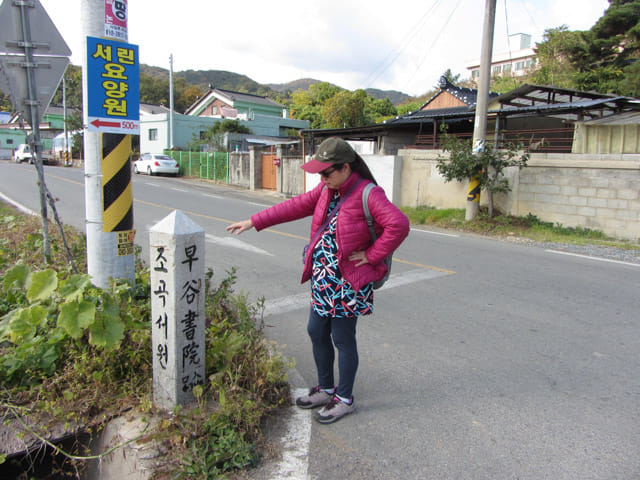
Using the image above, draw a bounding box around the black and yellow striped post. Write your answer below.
[467,168,482,203]
[102,133,135,256]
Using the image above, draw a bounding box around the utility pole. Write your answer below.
[63,76,69,165]
[466,0,496,221]
[169,53,174,150]
[81,0,137,288]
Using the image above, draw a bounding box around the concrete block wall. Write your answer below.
[398,149,640,241]
[513,155,640,241]
[397,148,468,209]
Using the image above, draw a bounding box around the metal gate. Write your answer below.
[261,153,277,190]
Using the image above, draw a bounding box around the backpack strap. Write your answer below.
[362,183,376,242]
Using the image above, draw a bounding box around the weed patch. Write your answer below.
[402,206,639,249]
[0,202,290,478]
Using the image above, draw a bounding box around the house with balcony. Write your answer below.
[466,33,537,81]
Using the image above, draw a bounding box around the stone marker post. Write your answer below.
[150,210,205,410]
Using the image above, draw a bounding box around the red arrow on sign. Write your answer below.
[90,118,122,129]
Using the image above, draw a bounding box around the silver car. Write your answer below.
[133,153,180,176]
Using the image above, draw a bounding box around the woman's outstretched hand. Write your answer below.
[226,219,254,235]
[349,250,369,267]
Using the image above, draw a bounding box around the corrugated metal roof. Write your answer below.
[580,110,640,125]
[490,84,616,108]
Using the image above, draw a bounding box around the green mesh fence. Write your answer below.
[164,151,229,182]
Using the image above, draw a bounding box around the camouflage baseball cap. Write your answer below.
[301,137,356,173]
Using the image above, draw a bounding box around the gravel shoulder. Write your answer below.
[502,235,640,264]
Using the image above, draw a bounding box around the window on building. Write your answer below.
[199,131,206,140]
[149,128,158,141]
[492,65,502,74]
[515,61,524,71]
[6,139,13,145]
[525,59,534,68]
[211,106,218,115]
[503,64,512,73]
[472,70,480,78]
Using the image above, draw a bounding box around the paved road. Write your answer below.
[1,161,639,480]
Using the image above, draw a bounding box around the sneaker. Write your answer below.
[296,385,334,409]
[314,396,355,424]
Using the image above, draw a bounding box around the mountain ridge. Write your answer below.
[140,65,411,105]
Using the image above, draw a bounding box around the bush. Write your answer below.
[0,204,290,478]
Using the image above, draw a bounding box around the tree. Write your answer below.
[321,89,368,128]
[529,1,640,94]
[51,65,82,109]
[139,72,169,106]
[178,84,204,112]
[189,119,252,151]
[440,68,461,86]
[0,90,12,110]
[290,82,342,129]
[436,129,530,218]
[365,96,397,123]
[533,26,588,88]
[66,112,84,158]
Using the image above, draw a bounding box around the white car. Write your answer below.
[13,144,32,163]
[13,143,54,164]
[133,153,180,176]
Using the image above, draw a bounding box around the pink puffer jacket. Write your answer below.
[251,172,410,292]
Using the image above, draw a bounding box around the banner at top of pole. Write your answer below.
[104,0,128,41]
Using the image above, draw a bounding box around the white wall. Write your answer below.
[304,154,401,204]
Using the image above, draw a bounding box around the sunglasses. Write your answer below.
[319,165,340,178]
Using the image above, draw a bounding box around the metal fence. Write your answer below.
[164,150,229,182]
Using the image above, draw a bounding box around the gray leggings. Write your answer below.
[307,308,359,399]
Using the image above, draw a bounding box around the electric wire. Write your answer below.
[516,0,542,35]
[362,0,444,89]
[401,0,463,94]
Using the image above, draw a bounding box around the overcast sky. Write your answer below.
[39,0,610,97]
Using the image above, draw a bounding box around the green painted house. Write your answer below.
[140,88,309,154]
[0,105,70,159]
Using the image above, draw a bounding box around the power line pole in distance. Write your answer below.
[467,0,496,221]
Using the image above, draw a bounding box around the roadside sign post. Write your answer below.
[82,0,138,288]
[0,0,71,261]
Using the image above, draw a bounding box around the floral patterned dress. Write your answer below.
[310,191,373,318]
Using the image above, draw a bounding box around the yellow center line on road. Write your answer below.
[47,173,84,186]
[137,200,457,274]
[393,258,456,274]
[46,179,454,275]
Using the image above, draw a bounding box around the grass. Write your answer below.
[401,205,640,249]
[0,202,291,479]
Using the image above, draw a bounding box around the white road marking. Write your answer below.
[249,202,271,207]
[546,249,640,268]
[171,187,188,192]
[266,268,453,478]
[0,192,37,216]
[275,388,312,480]
[410,227,460,237]
[263,292,310,317]
[202,193,223,199]
[144,182,161,187]
[205,233,273,256]
[263,268,451,316]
